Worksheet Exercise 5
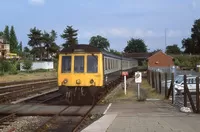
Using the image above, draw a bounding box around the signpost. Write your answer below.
[135,71,142,100]
[122,71,128,95]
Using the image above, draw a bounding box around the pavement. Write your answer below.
[82,100,200,132]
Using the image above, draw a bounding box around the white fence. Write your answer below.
[20,61,54,71]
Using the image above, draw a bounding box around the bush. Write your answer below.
[9,63,18,75]
[22,59,33,72]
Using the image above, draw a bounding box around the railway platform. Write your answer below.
[82,100,200,132]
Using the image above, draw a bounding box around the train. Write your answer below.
[57,44,138,104]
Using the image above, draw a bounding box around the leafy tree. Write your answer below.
[19,41,23,52]
[89,35,110,51]
[109,49,121,56]
[42,30,59,59]
[124,38,147,53]
[24,46,30,53]
[61,26,78,48]
[10,26,19,53]
[28,27,43,60]
[3,25,10,43]
[182,38,195,54]
[0,31,3,37]
[22,59,33,72]
[191,18,200,53]
[165,44,181,54]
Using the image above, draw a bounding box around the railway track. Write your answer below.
[33,76,125,132]
[0,78,57,103]
[0,90,62,131]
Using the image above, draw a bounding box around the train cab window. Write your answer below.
[74,56,84,73]
[62,56,71,73]
[87,55,98,73]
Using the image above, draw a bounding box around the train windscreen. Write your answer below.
[74,56,84,73]
[62,56,71,73]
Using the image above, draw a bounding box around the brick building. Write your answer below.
[147,51,174,67]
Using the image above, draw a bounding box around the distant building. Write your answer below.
[147,51,174,68]
[0,37,10,58]
[0,37,20,59]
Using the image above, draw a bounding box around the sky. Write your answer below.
[0,0,200,52]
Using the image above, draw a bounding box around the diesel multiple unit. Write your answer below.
[57,44,138,104]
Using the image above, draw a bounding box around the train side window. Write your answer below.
[62,56,71,73]
[74,56,84,73]
[105,58,107,70]
[87,55,98,73]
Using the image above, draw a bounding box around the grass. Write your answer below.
[0,71,57,82]
[141,79,164,100]
[104,78,164,103]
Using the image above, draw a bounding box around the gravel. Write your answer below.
[0,116,50,132]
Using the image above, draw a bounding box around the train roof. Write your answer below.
[59,44,101,53]
[59,44,137,61]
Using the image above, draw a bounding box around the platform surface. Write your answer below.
[82,100,200,132]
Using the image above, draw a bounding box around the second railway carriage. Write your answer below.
[57,44,138,104]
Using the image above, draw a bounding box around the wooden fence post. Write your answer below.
[165,73,167,98]
[152,71,154,88]
[155,72,158,92]
[159,72,161,94]
[196,77,199,113]
[171,73,174,104]
[184,75,187,107]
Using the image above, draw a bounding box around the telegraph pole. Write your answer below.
[165,28,167,52]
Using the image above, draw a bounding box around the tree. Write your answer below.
[42,30,59,59]
[22,59,33,72]
[165,44,181,54]
[191,18,200,53]
[3,25,10,43]
[89,35,110,51]
[0,31,3,37]
[61,26,78,48]
[24,46,30,53]
[124,38,147,53]
[9,26,19,53]
[109,49,121,56]
[19,41,23,52]
[27,27,43,60]
[182,38,195,54]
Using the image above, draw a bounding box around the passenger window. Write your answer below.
[87,55,98,73]
[62,56,71,73]
[105,58,107,70]
[74,56,84,73]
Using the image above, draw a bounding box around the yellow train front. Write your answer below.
[57,45,104,104]
[57,44,138,105]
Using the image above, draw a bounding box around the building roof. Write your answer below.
[123,52,153,59]
[147,51,173,60]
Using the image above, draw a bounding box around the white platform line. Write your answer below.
[103,103,112,115]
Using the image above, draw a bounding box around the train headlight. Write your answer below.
[76,79,81,84]
[62,79,68,84]
[90,79,94,84]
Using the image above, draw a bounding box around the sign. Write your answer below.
[135,71,142,83]
[122,71,128,76]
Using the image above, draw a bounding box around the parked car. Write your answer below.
[174,76,200,95]
[161,74,192,89]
